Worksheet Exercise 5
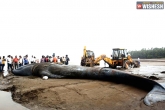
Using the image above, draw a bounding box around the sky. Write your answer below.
[0,0,164,64]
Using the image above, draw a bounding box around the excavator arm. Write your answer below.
[94,55,115,68]
[83,46,87,58]
[94,54,106,64]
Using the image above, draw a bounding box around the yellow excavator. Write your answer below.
[81,46,100,67]
[94,48,140,69]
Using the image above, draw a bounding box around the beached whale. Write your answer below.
[12,63,165,106]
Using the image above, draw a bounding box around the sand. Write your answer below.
[0,60,165,110]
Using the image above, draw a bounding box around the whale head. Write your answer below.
[12,64,35,76]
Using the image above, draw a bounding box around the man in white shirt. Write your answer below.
[7,55,13,71]
[57,56,60,63]
[62,56,66,64]
[31,55,34,63]
[19,56,23,67]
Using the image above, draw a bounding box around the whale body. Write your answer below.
[12,63,165,106]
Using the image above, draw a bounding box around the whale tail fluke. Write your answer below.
[144,83,165,106]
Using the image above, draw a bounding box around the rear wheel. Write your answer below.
[81,59,86,66]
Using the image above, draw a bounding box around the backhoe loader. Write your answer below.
[94,48,140,69]
[81,46,100,67]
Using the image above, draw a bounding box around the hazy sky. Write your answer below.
[0,0,164,64]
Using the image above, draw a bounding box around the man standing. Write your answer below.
[65,55,70,65]
[24,55,29,65]
[31,55,34,63]
[1,56,6,71]
[19,56,23,67]
[62,56,65,64]
[7,55,12,71]
[53,56,57,63]
[13,56,19,69]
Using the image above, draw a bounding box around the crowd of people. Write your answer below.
[0,54,70,72]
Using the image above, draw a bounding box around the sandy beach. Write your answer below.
[0,60,165,110]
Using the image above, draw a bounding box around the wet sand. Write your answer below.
[0,60,165,110]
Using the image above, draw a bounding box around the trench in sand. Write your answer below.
[0,71,29,110]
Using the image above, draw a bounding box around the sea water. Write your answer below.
[0,71,29,110]
[0,91,29,110]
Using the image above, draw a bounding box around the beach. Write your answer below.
[0,59,165,110]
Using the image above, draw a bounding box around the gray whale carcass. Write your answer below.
[12,63,165,106]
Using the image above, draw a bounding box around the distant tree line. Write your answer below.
[128,47,165,59]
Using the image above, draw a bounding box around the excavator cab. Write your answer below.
[86,50,95,58]
[112,48,127,60]
[110,48,140,68]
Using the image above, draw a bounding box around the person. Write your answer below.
[24,55,29,65]
[40,55,45,63]
[60,57,63,63]
[138,57,140,61]
[49,56,53,62]
[34,56,39,63]
[138,57,140,65]
[44,55,49,62]
[52,56,57,63]
[62,56,66,64]
[65,55,70,65]
[57,56,60,63]
[1,56,6,71]
[7,55,13,71]
[13,56,19,69]
[33,56,36,63]
[26,55,30,64]
[19,56,23,67]
[31,55,34,63]
[11,56,14,69]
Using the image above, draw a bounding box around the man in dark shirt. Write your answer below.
[65,55,70,65]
